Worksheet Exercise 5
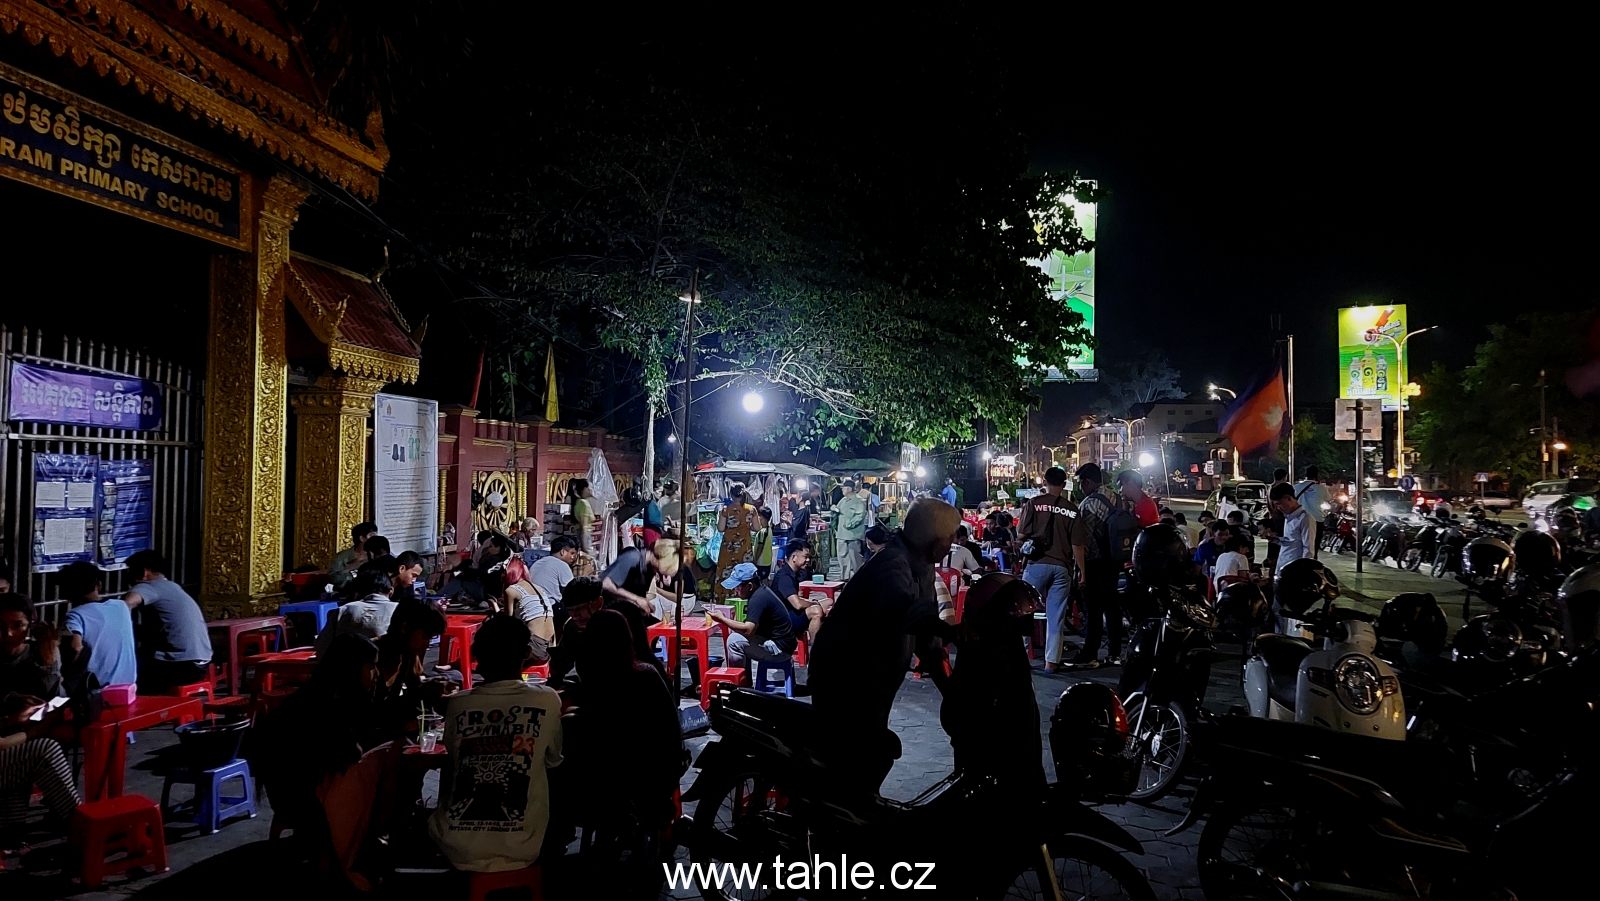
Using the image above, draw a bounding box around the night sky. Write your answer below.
[1020,48,1595,435]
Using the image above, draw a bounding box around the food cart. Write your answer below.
[691,461,833,559]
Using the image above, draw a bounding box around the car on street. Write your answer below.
[1523,478,1600,523]
[1454,490,1518,509]
[1364,488,1413,518]
[1204,480,1269,518]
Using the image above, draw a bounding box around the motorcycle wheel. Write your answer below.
[1199,791,1481,901]
[688,772,799,901]
[1198,792,1332,901]
[1403,547,1423,572]
[993,836,1157,901]
[1121,693,1188,803]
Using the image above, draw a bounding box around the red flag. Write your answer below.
[1220,367,1289,455]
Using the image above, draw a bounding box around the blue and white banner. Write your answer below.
[8,361,164,431]
[32,453,97,573]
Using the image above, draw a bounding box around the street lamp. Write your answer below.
[1138,451,1156,469]
[1207,387,1242,479]
[666,433,676,444]
[915,465,927,479]
[1113,417,1146,466]
[741,391,764,413]
[1363,325,1435,480]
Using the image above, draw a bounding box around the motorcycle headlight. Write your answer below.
[1334,656,1388,715]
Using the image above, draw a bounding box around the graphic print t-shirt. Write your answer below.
[428,680,564,872]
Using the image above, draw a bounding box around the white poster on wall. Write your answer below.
[373,393,439,555]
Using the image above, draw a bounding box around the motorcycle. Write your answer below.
[683,575,1156,900]
[1174,577,1600,901]
[1117,582,1226,802]
[1241,559,1407,740]
[1321,512,1357,555]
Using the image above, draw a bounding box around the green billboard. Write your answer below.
[1025,187,1096,381]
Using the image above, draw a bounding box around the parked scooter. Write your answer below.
[1241,559,1407,740]
[684,575,1156,901]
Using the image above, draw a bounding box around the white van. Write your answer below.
[1524,478,1599,522]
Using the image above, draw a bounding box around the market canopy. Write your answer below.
[831,458,896,475]
[695,461,829,478]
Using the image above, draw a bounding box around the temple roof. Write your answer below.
[0,0,386,196]
[286,253,420,384]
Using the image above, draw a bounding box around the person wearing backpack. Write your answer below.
[1020,467,1079,672]
[1068,464,1134,670]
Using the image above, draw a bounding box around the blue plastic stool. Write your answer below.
[750,657,796,698]
[278,601,337,644]
[160,758,257,834]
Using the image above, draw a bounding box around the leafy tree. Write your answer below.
[1411,311,1600,490]
[1292,414,1345,480]
[1092,351,1185,418]
[387,57,1095,479]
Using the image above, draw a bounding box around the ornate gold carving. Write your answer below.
[328,341,420,385]
[472,470,515,534]
[201,172,307,605]
[291,376,377,568]
[0,61,254,251]
[439,467,449,542]
[0,0,385,196]
[284,264,348,346]
[169,0,290,68]
[516,472,528,523]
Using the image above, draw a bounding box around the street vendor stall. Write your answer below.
[692,460,832,570]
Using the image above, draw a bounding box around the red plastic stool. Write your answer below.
[701,666,749,708]
[166,664,217,699]
[522,663,551,681]
[71,794,169,888]
[793,635,808,666]
[468,865,542,901]
[237,627,280,661]
[954,586,967,624]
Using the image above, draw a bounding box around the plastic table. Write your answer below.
[206,615,286,695]
[80,695,206,801]
[799,581,844,605]
[645,618,725,678]
[242,648,317,692]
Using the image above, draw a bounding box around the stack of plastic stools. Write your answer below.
[468,864,542,901]
[700,666,749,708]
[522,662,551,681]
[72,794,169,888]
[751,657,795,698]
[278,600,337,646]
[160,758,257,834]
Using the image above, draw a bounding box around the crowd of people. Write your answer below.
[1,550,214,840]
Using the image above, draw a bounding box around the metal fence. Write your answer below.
[0,325,203,624]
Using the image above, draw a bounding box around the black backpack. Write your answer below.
[1106,503,1143,563]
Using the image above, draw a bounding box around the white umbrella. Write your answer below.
[587,448,621,569]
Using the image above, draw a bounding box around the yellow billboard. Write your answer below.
[1338,304,1409,411]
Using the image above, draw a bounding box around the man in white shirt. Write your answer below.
[1292,466,1331,559]
[1212,533,1253,593]
[1270,482,1312,576]
[430,615,563,873]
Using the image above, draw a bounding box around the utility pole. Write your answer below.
[1552,416,1561,478]
[1286,334,1296,479]
[1540,369,1548,480]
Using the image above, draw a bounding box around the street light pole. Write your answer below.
[1553,417,1564,477]
[1364,326,1433,480]
[1540,370,1548,480]
[673,269,699,698]
[1209,385,1242,480]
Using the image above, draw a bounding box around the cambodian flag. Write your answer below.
[1220,365,1289,455]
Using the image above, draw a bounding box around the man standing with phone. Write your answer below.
[1019,467,1078,673]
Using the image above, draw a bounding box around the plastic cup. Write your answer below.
[419,730,440,754]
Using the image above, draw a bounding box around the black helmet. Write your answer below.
[959,572,1040,637]
[1132,523,1189,588]
[1049,682,1138,800]
[1512,529,1561,579]
[1274,558,1340,617]
[1557,563,1600,653]
[1376,592,1449,657]
[1463,537,1514,584]
[1215,581,1269,637]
